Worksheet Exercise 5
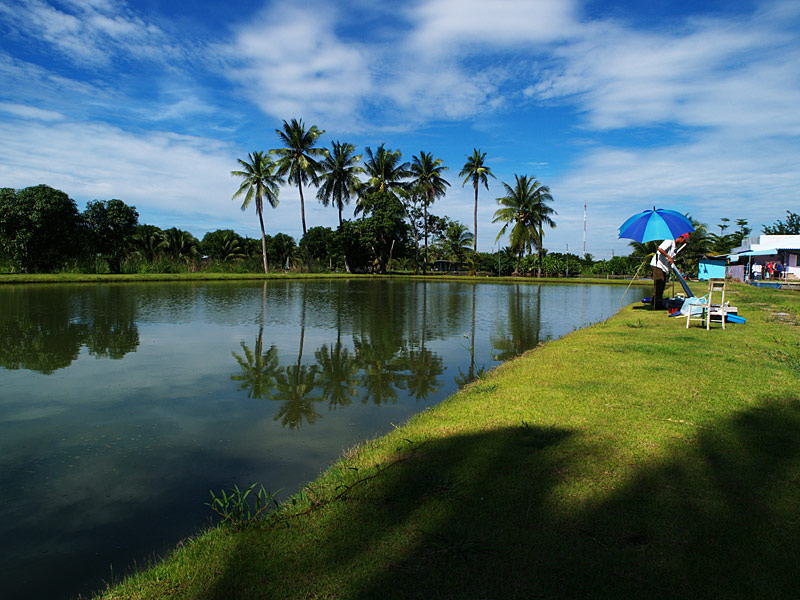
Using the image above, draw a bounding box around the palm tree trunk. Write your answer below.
[537,225,543,278]
[408,212,420,274]
[298,181,311,272]
[423,190,429,276]
[473,180,479,254]
[339,206,351,274]
[257,200,269,274]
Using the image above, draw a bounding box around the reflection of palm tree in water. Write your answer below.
[404,346,443,400]
[231,327,279,399]
[455,283,486,386]
[404,281,443,400]
[231,283,279,398]
[315,284,358,407]
[352,280,406,405]
[355,336,404,405]
[491,283,542,362]
[231,282,320,428]
[315,341,358,408]
[273,362,319,428]
[272,285,320,428]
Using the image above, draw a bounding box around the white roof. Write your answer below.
[731,235,800,254]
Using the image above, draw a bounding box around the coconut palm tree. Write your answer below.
[316,141,363,226]
[357,144,409,212]
[317,141,363,273]
[492,175,539,275]
[131,225,166,263]
[399,185,424,273]
[410,152,450,275]
[218,233,246,263]
[528,178,556,277]
[459,149,495,255]
[231,151,282,273]
[440,221,475,264]
[272,118,327,271]
[161,228,200,264]
[355,145,410,274]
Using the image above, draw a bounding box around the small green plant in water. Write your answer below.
[206,482,279,530]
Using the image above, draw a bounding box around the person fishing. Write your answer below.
[650,233,689,310]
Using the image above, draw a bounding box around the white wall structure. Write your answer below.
[730,235,800,279]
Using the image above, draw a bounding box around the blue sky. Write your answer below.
[1,0,798,258]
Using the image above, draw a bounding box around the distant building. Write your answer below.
[729,235,800,280]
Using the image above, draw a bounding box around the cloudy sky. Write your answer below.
[0,0,797,258]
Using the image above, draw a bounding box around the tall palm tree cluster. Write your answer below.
[232,118,557,274]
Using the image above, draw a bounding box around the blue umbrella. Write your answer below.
[618,207,694,243]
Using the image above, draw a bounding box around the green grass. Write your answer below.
[1,271,644,286]
[95,283,799,599]
[0,272,364,284]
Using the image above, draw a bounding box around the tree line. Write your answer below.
[232,118,558,276]
[1,115,796,276]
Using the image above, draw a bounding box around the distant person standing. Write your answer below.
[753,263,762,280]
[651,233,689,310]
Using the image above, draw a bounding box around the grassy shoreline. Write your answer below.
[2,271,643,286]
[93,282,799,599]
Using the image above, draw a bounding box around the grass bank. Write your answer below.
[2,271,640,286]
[0,272,365,284]
[97,283,799,600]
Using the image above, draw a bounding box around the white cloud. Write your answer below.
[0,0,180,67]
[0,102,64,121]
[407,0,578,53]
[220,0,569,130]
[223,3,372,130]
[0,52,114,105]
[0,117,348,240]
[0,119,231,226]
[524,7,800,138]
[549,131,800,257]
[1,0,798,258]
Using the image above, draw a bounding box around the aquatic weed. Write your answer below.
[206,482,279,530]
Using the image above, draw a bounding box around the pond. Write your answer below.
[0,279,639,599]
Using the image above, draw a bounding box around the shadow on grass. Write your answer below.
[202,395,800,599]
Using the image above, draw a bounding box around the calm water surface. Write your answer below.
[0,279,636,599]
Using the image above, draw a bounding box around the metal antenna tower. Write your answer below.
[583,199,587,256]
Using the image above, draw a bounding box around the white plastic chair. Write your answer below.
[685,279,726,330]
